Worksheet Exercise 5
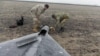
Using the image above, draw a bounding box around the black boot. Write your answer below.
[58,27,64,33]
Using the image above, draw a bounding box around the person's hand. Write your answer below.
[50,26,56,33]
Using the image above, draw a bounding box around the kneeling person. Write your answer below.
[52,13,70,32]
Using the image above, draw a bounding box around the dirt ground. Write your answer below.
[0,1,100,56]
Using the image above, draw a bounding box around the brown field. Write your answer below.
[0,1,100,56]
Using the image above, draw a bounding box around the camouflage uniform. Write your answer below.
[31,4,47,32]
[52,13,69,32]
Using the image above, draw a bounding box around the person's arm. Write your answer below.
[40,7,47,15]
[61,19,67,24]
[60,14,69,24]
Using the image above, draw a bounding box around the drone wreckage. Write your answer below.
[0,26,70,56]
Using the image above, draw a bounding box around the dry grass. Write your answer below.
[0,1,100,56]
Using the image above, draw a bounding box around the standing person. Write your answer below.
[31,4,49,32]
[51,12,70,32]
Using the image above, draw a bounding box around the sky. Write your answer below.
[20,0,100,6]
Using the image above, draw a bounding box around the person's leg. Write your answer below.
[31,11,41,32]
[58,22,65,33]
[33,18,41,32]
[59,18,67,33]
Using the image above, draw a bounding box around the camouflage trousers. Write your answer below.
[55,22,66,32]
[33,18,41,32]
[31,12,41,32]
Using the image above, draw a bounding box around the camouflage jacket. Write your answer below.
[31,4,45,16]
[53,13,69,24]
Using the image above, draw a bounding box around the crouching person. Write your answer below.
[31,4,49,32]
[51,12,70,32]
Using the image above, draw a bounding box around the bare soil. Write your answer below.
[0,1,100,56]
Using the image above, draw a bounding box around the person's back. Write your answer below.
[31,4,44,18]
[31,4,49,32]
[52,12,70,32]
